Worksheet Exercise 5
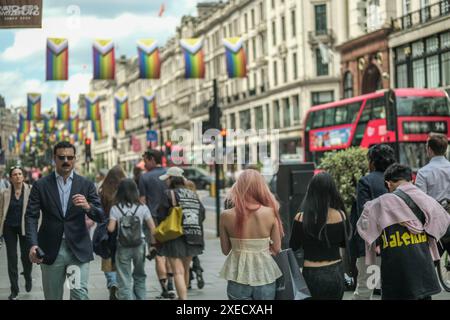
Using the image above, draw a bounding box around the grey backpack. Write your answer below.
[117,205,143,247]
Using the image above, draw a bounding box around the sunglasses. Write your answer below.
[57,155,75,161]
[10,165,22,170]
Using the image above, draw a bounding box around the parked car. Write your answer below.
[183,167,212,190]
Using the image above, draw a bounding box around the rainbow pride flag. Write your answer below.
[46,38,69,81]
[27,93,41,120]
[85,92,100,120]
[91,120,103,140]
[114,91,129,120]
[77,130,85,142]
[137,39,160,79]
[180,38,205,79]
[17,131,27,143]
[93,39,115,80]
[143,90,157,118]
[55,130,65,141]
[18,115,31,134]
[43,116,56,133]
[57,94,71,121]
[115,119,125,132]
[68,118,79,134]
[223,38,247,78]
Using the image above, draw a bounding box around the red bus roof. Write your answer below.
[307,88,448,113]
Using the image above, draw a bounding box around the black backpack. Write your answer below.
[117,204,143,247]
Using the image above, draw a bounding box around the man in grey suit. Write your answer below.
[26,141,104,300]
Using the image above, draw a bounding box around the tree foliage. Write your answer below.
[318,147,369,213]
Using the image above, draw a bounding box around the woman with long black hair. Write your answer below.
[289,172,351,300]
[0,166,33,300]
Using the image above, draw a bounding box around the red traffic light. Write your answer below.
[85,138,91,145]
[165,141,172,148]
[220,128,227,137]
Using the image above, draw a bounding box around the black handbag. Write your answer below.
[273,248,311,300]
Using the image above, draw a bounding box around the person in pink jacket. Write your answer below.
[357,163,450,300]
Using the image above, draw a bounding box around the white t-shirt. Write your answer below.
[110,203,152,238]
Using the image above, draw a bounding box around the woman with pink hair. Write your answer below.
[219,169,284,300]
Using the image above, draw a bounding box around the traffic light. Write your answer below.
[112,137,118,149]
[165,141,172,157]
[208,104,222,129]
[220,128,227,151]
[85,138,92,162]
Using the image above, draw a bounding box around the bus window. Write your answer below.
[335,106,348,125]
[370,98,386,119]
[352,100,371,146]
[323,108,336,127]
[305,112,314,131]
[312,110,325,128]
[348,102,362,123]
[397,96,450,116]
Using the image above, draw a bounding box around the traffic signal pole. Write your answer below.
[212,79,221,238]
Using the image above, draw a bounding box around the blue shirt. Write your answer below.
[415,156,450,202]
[55,170,74,217]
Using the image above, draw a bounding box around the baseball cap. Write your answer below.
[159,167,184,181]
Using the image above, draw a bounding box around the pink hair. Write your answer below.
[228,169,284,237]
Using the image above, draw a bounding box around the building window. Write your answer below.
[281,15,286,41]
[315,4,327,35]
[273,101,280,129]
[272,21,277,45]
[229,113,236,129]
[251,9,255,28]
[312,91,334,106]
[397,64,409,88]
[316,48,329,76]
[244,13,248,33]
[273,61,278,86]
[259,2,265,21]
[442,52,450,87]
[343,72,353,98]
[271,0,275,9]
[403,0,411,15]
[239,110,251,130]
[252,38,257,61]
[293,95,300,125]
[283,57,288,83]
[291,9,296,37]
[255,106,264,130]
[293,52,298,80]
[283,98,291,127]
[412,60,425,88]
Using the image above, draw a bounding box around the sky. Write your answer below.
[0,0,210,111]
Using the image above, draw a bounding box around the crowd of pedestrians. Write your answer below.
[0,133,450,300]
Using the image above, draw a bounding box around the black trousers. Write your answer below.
[302,261,345,300]
[3,225,32,294]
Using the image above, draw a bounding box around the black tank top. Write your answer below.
[289,220,346,262]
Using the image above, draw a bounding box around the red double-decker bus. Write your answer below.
[303,89,450,170]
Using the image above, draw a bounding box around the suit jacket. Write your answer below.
[25,172,104,265]
[350,170,388,258]
[0,183,32,236]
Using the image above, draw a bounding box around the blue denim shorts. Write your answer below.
[227,281,276,300]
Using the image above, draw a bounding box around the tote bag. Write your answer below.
[274,248,311,300]
[154,191,183,242]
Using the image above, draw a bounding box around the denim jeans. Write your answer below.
[227,281,276,300]
[302,261,344,300]
[115,243,146,300]
[104,272,117,289]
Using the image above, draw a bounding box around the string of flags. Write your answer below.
[12,35,247,148]
[44,37,247,81]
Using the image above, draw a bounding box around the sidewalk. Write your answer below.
[0,236,228,300]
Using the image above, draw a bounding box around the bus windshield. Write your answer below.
[397,96,450,117]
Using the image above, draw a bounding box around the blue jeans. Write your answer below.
[104,272,117,289]
[227,281,276,300]
[115,243,146,300]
